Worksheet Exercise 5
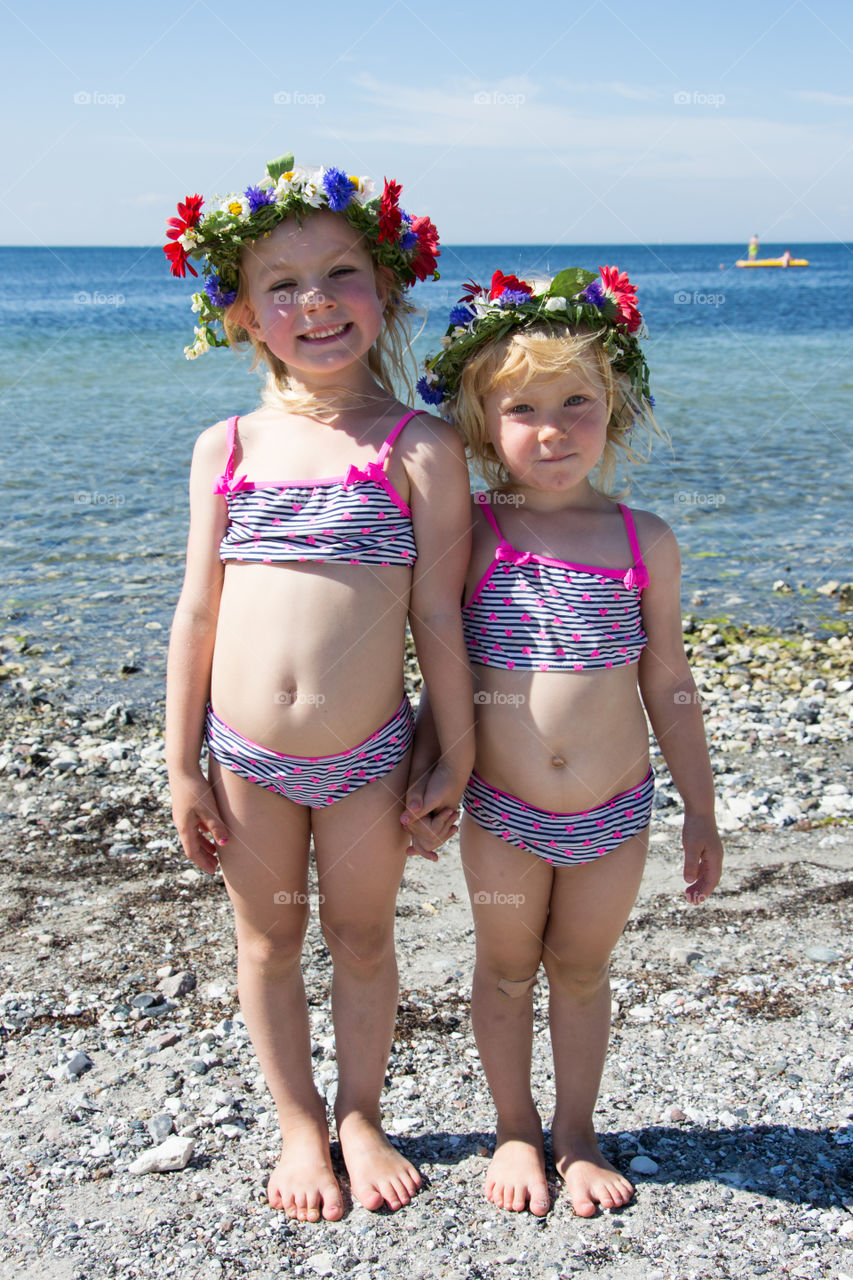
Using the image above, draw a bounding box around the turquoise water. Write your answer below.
[1,243,850,703]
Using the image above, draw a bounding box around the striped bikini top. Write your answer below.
[463,494,648,672]
[215,411,419,567]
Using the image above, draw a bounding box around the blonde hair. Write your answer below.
[451,325,662,497]
[221,231,419,416]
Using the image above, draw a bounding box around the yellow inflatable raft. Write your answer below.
[736,258,809,268]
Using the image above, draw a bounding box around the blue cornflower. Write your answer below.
[648,394,656,408]
[322,167,354,211]
[244,185,276,214]
[499,288,533,307]
[449,304,474,326]
[580,279,607,308]
[417,375,446,406]
[205,275,238,308]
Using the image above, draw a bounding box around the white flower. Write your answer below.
[190,292,205,314]
[184,327,211,359]
[219,194,249,219]
[543,296,568,312]
[179,228,202,251]
[301,180,325,209]
[349,175,375,205]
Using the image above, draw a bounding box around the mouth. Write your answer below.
[298,322,352,343]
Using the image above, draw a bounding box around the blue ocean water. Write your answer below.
[1,243,850,703]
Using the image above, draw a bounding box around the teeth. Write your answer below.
[302,323,347,341]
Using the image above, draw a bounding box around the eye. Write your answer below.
[504,402,534,415]
[565,394,587,406]
[330,265,357,278]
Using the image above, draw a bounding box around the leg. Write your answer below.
[460,813,553,1216]
[211,760,344,1222]
[311,754,420,1212]
[542,829,648,1216]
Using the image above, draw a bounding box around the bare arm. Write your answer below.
[636,514,723,903]
[165,424,230,873]
[404,416,475,830]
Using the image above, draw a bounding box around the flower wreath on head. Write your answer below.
[164,152,440,359]
[417,266,652,410]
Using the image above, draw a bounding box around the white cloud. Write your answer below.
[792,90,853,107]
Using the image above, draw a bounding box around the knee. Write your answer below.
[543,952,611,1000]
[320,915,395,974]
[235,909,308,973]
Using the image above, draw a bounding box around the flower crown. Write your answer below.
[164,152,440,359]
[417,266,652,409]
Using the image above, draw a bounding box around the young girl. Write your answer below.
[164,154,473,1222]
[407,267,723,1217]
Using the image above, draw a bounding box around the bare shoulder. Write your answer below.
[628,506,680,568]
[398,409,466,462]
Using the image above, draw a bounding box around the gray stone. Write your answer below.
[147,1114,174,1143]
[629,1155,660,1175]
[805,946,841,962]
[65,1051,93,1078]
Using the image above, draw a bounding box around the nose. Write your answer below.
[300,287,333,312]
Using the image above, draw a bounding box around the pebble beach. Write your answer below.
[0,612,851,1280]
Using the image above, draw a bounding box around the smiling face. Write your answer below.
[237,210,389,388]
[482,357,610,494]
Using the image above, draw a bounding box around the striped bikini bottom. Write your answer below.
[205,696,414,808]
[463,767,654,866]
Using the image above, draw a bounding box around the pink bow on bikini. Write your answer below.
[213,472,252,495]
[495,543,534,567]
[622,565,650,590]
[343,461,385,487]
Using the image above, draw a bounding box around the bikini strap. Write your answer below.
[222,415,240,483]
[618,503,647,573]
[375,410,422,469]
[475,491,505,541]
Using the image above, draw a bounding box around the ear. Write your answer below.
[232,297,262,340]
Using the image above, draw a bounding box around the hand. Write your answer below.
[682,814,723,904]
[401,763,463,860]
[170,769,229,875]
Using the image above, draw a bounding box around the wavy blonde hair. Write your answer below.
[450,324,662,497]
[222,242,419,415]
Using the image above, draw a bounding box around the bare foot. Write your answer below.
[267,1125,345,1222]
[484,1125,550,1216]
[337,1114,421,1212]
[552,1128,634,1217]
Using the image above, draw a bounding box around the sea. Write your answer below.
[1,242,851,708]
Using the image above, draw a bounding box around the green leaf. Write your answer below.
[548,268,596,298]
[266,153,295,181]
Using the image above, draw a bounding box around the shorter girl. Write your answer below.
[408,267,723,1217]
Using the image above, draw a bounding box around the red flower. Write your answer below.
[409,215,440,281]
[163,241,197,278]
[164,193,204,278]
[599,265,642,333]
[488,270,533,301]
[459,278,487,303]
[378,178,403,244]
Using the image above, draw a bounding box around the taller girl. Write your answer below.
[164,155,473,1221]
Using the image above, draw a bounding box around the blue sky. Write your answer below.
[3,0,853,245]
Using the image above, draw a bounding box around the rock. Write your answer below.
[131,992,159,1009]
[669,946,702,965]
[817,581,840,596]
[629,1155,659,1175]
[128,1135,195,1174]
[157,971,196,999]
[670,1106,686,1122]
[147,1114,174,1143]
[805,946,841,962]
[57,1051,92,1079]
[305,1253,335,1276]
